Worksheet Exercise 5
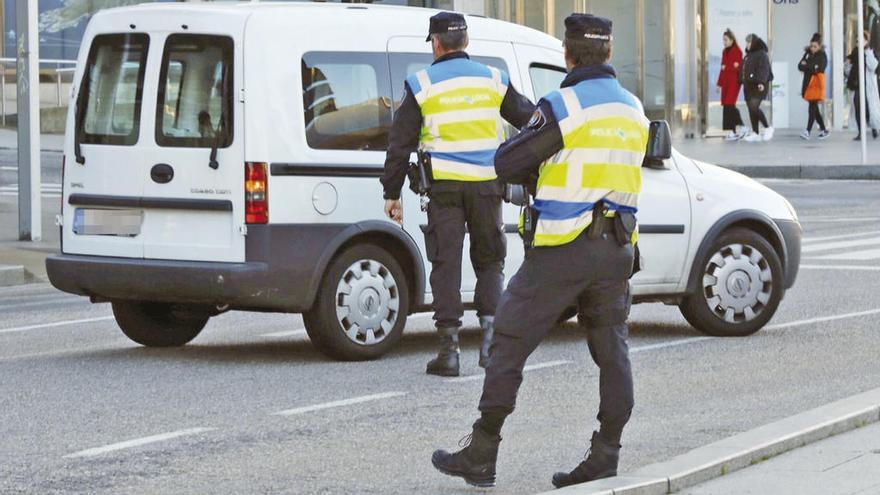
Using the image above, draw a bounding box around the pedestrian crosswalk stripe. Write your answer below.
[803,230,880,244]
[811,248,880,261]
[802,237,880,253]
[64,427,217,459]
[272,391,407,416]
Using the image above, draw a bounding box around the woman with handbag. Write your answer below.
[741,34,774,142]
[799,33,830,140]
[717,29,746,140]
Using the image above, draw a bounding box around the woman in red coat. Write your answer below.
[717,29,746,140]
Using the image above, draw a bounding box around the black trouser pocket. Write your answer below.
[424,224,439,262]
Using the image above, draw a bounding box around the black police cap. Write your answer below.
[564,13,613,42]
[426,12,468,42]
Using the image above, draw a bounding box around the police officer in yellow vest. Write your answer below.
[431,14,649,488]
[381,12,534,377]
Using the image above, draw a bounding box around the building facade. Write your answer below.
[0,0,871,135]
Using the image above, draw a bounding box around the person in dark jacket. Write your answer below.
[741,34,774,142]
[717,29,745,140]
[798,33,830,140]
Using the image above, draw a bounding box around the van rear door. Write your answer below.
[63,33,151,259]
[139,32,244,262]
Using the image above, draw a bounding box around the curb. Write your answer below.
[539,387,880,495]
[723,164,880,180]
[0,264,28,287]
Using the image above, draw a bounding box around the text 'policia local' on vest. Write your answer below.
[533,77,650,247]
[408,58,509,182]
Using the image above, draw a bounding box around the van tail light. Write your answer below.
[245,162,268,224]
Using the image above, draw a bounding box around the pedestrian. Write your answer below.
[741,34,774,142]
[799,33,830,140]
[847,30,880,140]
[430,13,649,489]
[718,29,746,140]
[380,12,534,376]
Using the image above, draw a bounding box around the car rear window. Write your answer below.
[79,33,149,146]
[156,34,234,148]
[301,52,393,151]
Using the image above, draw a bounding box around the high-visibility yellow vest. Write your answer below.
[532,78,649,247]
[407,57,508,182]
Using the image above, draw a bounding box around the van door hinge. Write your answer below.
[238,88,245,103]
[239,224,248,236]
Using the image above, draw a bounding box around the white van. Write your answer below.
[46,3,801,360]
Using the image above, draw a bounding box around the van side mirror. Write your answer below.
[643,120,672,168]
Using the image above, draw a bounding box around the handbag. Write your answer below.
[804,73,825,101]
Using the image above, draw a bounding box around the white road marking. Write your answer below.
[801,264,880,272]
[802,237,880,253]
[810,248,880,261]
[765,308,880,331]
[0,316,114,335]
[272,391,407,416]
[803,230,880,244]
[0,165,17,171]
[799,217,880,223]
[630,337,713,354]
[446,360,572,383]
[64,427,216,459]
[261,329,307,338]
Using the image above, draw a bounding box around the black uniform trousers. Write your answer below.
[424,181,506,329]
[478,230,635,444]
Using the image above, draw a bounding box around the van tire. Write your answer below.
[304,244,409,361]
[112,301,209,347]
[679,228,784,337]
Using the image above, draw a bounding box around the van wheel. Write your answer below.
[112,301,209,347]
[679,228,784,337]
[304,244,409,361]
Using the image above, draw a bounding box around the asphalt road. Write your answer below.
[1,179,879,494]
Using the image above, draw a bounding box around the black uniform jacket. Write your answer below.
[380,51,535,200]
[493,63,618,192]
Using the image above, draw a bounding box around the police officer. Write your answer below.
[381,12,534,377]
[430,14,649,488]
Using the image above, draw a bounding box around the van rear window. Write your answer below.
[156,34,234,148]
[301,52,393,151]
[79,33,149,146]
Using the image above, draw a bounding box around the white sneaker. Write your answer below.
[737,127,750,139]
[724,131,739,141]
[762,127,775,141]
[742,132,762,142]
[817,130,831,140]
[800,129,811,140]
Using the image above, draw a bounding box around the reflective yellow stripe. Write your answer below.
[536,162,568,189]
[432,169,495,182]
[421,87,505,115]
[563,116,650,153]
[581,163,642,193]
[534,224,591,247]
[438,119,498,142]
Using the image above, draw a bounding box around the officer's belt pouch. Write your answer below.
[521,205,537,248]
[613,211,637,246]
[587,207,605,240]
[406,162,422,195]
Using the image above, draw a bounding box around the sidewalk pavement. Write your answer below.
[683,422,880,494]
[674,128,880,180]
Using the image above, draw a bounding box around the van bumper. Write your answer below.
[45,254,306,311]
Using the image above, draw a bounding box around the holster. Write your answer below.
[407,151,433,196]
[521,204,537,249]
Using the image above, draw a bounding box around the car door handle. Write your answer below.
[150,163,174,184]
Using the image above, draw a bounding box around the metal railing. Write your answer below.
[0,57,78,126]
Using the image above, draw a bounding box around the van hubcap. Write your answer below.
[701,243,773,323]
[335,259,399,346]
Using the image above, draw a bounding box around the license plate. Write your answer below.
[73,208,143,236]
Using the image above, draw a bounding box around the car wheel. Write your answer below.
[112,301,209,347]
[680,227,784,337]
[304,244,409,361]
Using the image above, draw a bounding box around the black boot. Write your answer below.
[552,431,620,488]
[426,327,460,377]
[432,423,501,488]
[478,316,494,368]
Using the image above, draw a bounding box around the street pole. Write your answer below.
[857,0,867,164]
[16,1,40,241]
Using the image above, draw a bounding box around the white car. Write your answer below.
[46,3,801,360]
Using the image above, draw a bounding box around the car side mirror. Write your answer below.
[643,120,672,168]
